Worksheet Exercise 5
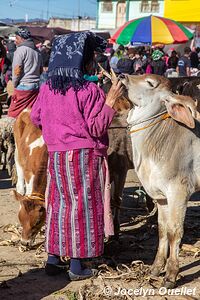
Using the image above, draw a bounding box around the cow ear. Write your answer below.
[164,95,196,128]
[12,190,24,201]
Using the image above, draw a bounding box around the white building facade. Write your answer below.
[97,0,164,30]
[48,17,96,31]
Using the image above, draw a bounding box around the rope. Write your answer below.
[30,192,45,199]
[129,113,170,134]
[26,193,45,202]
[128,110,168,128]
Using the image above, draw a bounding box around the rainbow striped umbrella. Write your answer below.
[110,15,194,46]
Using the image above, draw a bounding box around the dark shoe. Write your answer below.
[45,260,70,276]
[68,268,98,281]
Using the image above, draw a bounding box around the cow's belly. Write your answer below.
[137,159,200,200]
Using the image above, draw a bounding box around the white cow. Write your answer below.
[122,74,200,288]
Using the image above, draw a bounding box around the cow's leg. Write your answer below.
[25,174,34,195]
[15,147,25,194]
[163,196,187,288]
[111,171,127,238]
[151,199,169,276]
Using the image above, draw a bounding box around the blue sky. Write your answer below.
[0,0,97,20]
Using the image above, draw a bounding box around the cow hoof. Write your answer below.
[162,279,176,289]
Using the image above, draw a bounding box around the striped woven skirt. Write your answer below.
[45,149,106,258]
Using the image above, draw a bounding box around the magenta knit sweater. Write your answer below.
[30,82,115,154]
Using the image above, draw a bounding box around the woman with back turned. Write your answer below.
[30,31,124,281]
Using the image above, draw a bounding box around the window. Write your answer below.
[102,2,113,13]
[140,0,150,13]
[151,0,160,12]
[140,0,160,13]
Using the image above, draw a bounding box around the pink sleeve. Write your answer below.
[81,83,116,137]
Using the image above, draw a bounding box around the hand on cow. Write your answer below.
[105,79,125,108]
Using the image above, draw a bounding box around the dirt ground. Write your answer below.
[0,166,200,300]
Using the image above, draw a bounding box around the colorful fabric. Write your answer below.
[152,50,164,61]
[8,88,39,118]
[45,149,108,258]
[110,15,194,46]
[15,27,31,40]
[47,31,107,94]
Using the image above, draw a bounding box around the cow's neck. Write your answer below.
[127,102,169,174]
[127,102,165,129]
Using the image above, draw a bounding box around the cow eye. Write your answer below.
[118,74,126,80]
[146,80,154,88]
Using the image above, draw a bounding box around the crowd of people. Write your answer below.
[108,44,200,77]
[1,27,200,282]
[1,29,200,102]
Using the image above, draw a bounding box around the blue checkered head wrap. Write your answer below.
[47,31,107,94]
[15,27,31,40]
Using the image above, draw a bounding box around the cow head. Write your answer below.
[13,190,46,247]
[121,74,171,107]
[122,74,200,129]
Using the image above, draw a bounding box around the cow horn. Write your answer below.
[110,68,118,80]
[98,63,118,82]
[97,63,112,80]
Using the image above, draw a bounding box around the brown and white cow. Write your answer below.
[13,109,47,247]
[122,74,200,288]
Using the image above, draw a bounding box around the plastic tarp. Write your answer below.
[22,26,111,43]
[0,24,18,37]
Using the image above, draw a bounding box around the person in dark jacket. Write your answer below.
[151,50,166,76]
[116,56,134,74]
[6,39,16,63]
[40,40,51,68]
[176,47,191,77]
[95,51,110,73]
[190,48,199,68]
[168,50,179,69]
